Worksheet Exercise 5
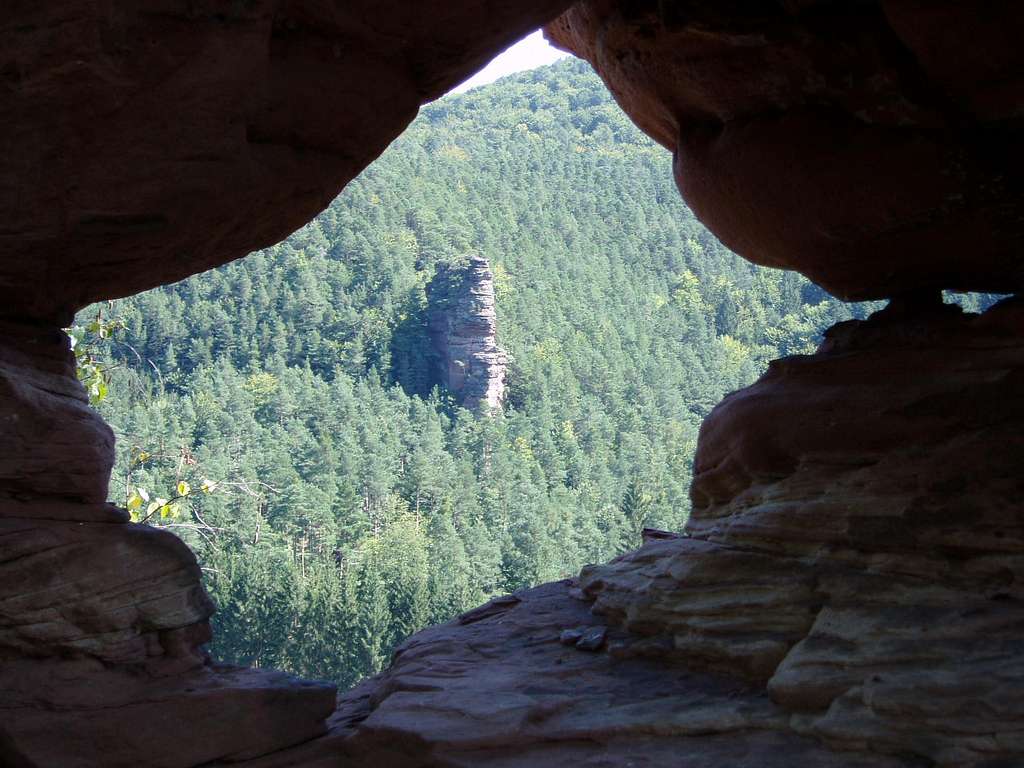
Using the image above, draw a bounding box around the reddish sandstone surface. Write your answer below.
[547,0,1024,300]
[0,0,572,324]
[1,1,1023,766]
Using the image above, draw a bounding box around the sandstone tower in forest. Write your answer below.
[426,255,508,412]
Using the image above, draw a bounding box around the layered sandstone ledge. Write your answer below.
[329,580,909,768]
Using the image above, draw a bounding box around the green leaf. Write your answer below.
[176,481,191,497]
[146,497,168,516]
[127,491,143,510]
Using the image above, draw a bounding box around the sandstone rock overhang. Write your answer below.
[0,0,575,325]
[547,0,1024,301]
[2,1,1023,766]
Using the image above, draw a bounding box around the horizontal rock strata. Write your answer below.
[329,581,912,768]
[0,502,337,767]
[0,324,114,505]
[574,299,1024,766]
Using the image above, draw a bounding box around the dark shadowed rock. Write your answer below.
[0,0,574,324]
[0,323,114,505]
[547,1,1024,300]
[559,627,584,645]
[574,625,607,651]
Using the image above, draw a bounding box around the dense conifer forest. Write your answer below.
[81,60,996,687]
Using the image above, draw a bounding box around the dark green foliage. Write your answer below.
[89,59,943,688]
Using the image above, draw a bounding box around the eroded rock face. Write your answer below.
[0,481,340,768]
[321,581,913,767]
[0,0,573,324]
[575,299,1024,766]
[427,255,508,412]
[0,324,114,506]
[689,296,1024,564]
[547,1,1024,300]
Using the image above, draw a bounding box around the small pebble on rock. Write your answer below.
[559,628,584,645]
[575,626,607,652]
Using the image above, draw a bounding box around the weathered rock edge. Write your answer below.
[547,0,1024,300]
[1,0,574,324]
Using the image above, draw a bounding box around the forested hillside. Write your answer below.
[85,59,892,687]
